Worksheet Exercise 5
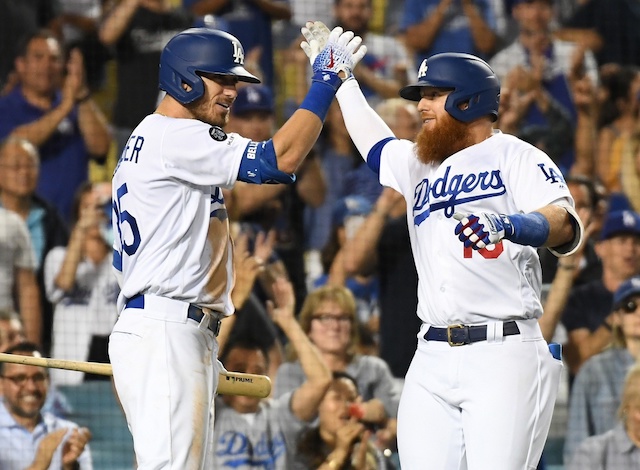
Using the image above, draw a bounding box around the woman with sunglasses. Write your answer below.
[564,275,640,464]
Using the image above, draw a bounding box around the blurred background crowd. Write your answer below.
[1,0,640,469]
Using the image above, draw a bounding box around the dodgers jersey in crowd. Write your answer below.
[377,131,573,326]
[112,114,252,315]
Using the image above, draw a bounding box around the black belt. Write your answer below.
[125,294,221,336]
[424,321,520,346]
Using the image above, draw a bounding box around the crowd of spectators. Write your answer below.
[2,0,640,468]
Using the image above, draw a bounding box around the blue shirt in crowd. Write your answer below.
[0,398,92,470]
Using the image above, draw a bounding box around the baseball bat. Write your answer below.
[0,353,271,398]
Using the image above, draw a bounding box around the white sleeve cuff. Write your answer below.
[336,79,396,161]
[548,203,584,257]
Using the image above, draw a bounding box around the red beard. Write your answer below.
[415,112,471,165]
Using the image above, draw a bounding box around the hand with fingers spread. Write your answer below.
[231,232,263,308]
[266,277,296,328]
[253,229,277,270]
[300,20,367,86]
[300,21,332,65]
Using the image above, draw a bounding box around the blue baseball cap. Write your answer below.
[613,276,640,307]
[231,85,274,116]
[332,196,373,226]
[599,210,640,241]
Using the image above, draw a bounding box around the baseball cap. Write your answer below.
[599,210,640,241]
[231,85,274,116]
[613,276,640,307]
[332,196,373,226]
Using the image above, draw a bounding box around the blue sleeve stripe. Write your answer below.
[113,249,122,271]
[366,137,396,175]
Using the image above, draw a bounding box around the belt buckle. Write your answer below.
[212,318,221,337]
[447,324,468,346]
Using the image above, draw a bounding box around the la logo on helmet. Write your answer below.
[418,59,428,79]
[232,41,244,64]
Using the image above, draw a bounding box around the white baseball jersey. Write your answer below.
[112,114,252,315]
[377,131,573,326]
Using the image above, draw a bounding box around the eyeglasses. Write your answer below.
[0,373,47,386]
[621,300,640,314]
[311,314,353,326]
[0,163,38,171]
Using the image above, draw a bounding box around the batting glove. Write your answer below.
[301,21,331,65]
[453,212,514,250]
[301,21,367,82]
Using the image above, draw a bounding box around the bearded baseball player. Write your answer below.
[301,24,583,470]
[109,27,365,469]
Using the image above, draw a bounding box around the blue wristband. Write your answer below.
[505,212,550,247]
[299,71,341,121]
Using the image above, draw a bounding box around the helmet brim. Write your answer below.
[399,82,454,102]
[229,65,261,84]
[399,85,422,102]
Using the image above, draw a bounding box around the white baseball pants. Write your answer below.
[397,319,562,470]
[109,295,220,470]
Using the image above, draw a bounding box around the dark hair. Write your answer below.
[0,341,44,376]
[219,337,271,370]
[566,174,597,210]
[296,372,362,468]
[598,65,640,128]
[15,29,62,60]
[331,370,359,393]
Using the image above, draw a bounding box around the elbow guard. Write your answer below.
[238,140,296,185]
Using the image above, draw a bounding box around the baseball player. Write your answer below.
[108,27,365,469]
[302,24,583,470]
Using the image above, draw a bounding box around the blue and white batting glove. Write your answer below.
[453,212,514,250]
[300,21,367,89]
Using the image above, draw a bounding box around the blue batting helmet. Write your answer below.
[399,53,500,123]
[159,28,260,105]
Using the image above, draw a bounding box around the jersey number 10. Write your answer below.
[463,242,504,259]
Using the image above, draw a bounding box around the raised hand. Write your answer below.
[231,231,263,308]
[266,277,295,327]
[62,48,89,107]
[300,21,367,81]
[62,427,92,468]
[300,21,331,65]
[453,212,512,250]
[253,229,277,268]
[335,419,366,454]
[29,429,67,470]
